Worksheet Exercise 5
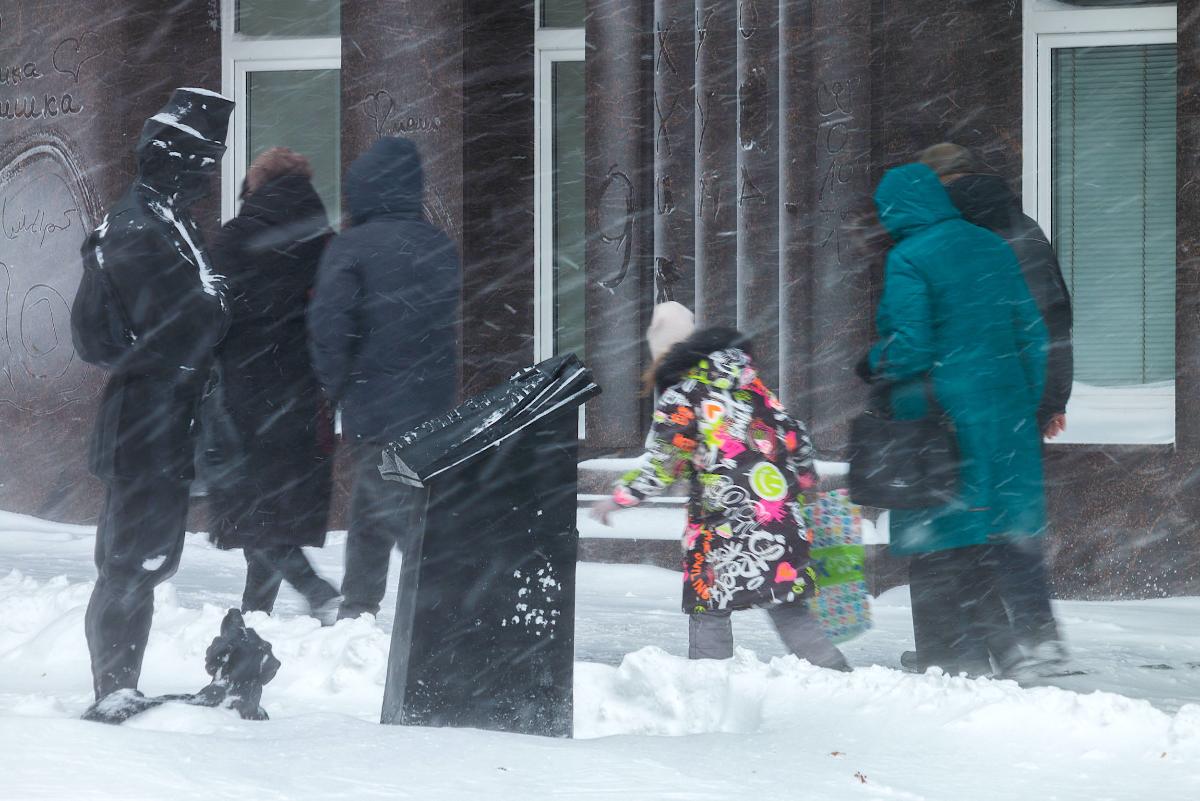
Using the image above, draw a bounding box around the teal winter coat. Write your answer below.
[868,164,1048,555]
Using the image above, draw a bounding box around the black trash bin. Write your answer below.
[377,354,600,737]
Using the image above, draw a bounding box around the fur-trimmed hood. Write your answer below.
[654,326,754,393]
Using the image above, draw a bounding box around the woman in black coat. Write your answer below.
[207,148,339,623]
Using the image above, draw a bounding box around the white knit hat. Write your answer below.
[647,301,696,361]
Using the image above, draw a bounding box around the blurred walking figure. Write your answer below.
[207,147,340,624]
[920,142,1074,670]
[308,137,461,620]
[70,88,234,704]
[860,163,1048,677]
[593,303,849,671]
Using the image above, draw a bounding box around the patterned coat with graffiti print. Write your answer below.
[614,346,819,613]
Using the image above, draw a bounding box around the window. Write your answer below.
[540,0,586,29]
[534,16,585,363]
[236,0,340,38]
[220,1,341,224]
[1023,1,1176,444]
[535,9,585,434]
[1052,44,1175,386]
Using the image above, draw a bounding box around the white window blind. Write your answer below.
[1052,43,1176,386]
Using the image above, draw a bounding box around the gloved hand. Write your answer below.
[590,498,622,527]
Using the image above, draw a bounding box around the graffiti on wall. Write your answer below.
[0,13,106,413]
[0,16,98,123]
[0,133,101,414]
[816,77,862,266]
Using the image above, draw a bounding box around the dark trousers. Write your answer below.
[338,442,422,619]
[85,478,190,700]
[988,538,1060,647]
[242,545,339,614]
[689,603,849,670]
[908,545,1020,674]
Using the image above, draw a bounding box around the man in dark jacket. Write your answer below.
[70,88,234,704]
[308,136,461,620]
[919,143,1073,670]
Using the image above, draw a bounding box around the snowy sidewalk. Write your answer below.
[1,511,1199,800]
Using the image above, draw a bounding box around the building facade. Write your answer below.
[0,0,1195,597]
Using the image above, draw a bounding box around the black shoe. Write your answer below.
[82,689,160,725]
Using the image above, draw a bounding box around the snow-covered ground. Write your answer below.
[2,510,1199,800]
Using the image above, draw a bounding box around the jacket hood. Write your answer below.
[946,173,1020,233]
[874,163,961,240]
[345,136,424,224]
[655,326,754,393]
[233,174,331,260]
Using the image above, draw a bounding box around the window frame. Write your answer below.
[1022,0,1177,445]
[533,18,585,364]
[219,0,341,224]
[534,13,585,436]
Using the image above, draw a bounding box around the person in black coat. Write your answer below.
[207,148,340,624]
[70,88,234,703]
[919,142,1074,672]
[308,136,461,620]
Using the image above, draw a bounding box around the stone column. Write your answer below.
[779,0,814,417]
[694,0,738,328]
[808,0,870,457]
[585,0,653,450]
[341,1,465,256]
[735,0,780,386]
[1176,0,1200,454]
[461,1,536,397]
[653,0,697,311]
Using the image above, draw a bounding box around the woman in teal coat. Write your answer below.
[865,163,1048,673]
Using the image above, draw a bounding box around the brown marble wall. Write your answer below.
[735,0,781,389]
[460,1,536,396]
[342,1,538,399]
[653,0,696,312]
[341,1,465,256]
[693,1,738,330]
[807,0,871,457]
[0,0,220,524]
[869,0,1024,184]
[778,0,815,420]
[583,0,654,451]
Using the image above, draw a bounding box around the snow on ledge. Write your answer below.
[581,457,850,477]
[178,86,231,101]
[1054,381,1174,445]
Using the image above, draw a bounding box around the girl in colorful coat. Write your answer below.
[592,303,849,669]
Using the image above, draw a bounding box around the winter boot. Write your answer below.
[82,689,162,725]
[309,595,343,627]
[81,609,281,724]
[1022,640,1079,677]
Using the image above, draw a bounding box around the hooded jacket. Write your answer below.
[868,164,1048,554]
[947,174,1073,427]
[307,138,461,441]
[207,174,334,549]
[615,328,821,614]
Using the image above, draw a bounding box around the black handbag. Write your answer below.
[847,378,959,509]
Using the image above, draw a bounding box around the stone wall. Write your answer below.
[0,0,220,523]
